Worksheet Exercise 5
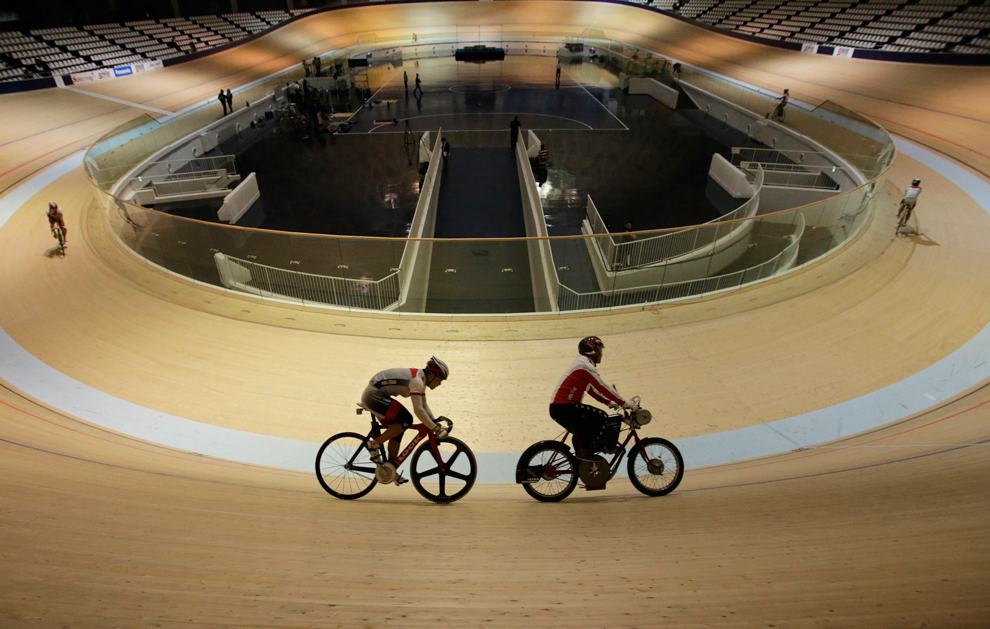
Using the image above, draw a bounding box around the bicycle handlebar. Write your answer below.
[436,416,453,434]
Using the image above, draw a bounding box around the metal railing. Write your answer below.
[151,171,232,198]
[745,165,840,190]
[731,147,824,167]
[96,154,239,191]
[216,254,401,310]
[586,166,764,271]
[559,213,805,311]
[83,31,894,316]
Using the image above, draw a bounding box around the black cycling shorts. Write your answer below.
[362,387,413,429]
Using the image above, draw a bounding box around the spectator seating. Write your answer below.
[0,6,315,82]
[4,0,986,83]
[652,0,990,53]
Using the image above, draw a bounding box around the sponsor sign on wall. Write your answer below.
[832,46,855,58]
[70,60,163,84]
[801,43,819,54]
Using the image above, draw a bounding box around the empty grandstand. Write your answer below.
[663,0,990,53]
[2,0,988,84]
[0,7,314,82]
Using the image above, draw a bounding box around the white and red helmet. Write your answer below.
[578,336,604,364]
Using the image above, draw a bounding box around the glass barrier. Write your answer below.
[86,36,895,316]
[676,71,893,179]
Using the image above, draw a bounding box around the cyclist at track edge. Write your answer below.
[47,201,66,246]
[363,357,450,485]
[549,336,639,460]
[897,178,922,234]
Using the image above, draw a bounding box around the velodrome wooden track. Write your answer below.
[2,2,989,626]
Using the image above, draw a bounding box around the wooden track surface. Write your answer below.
[1,2,989,625]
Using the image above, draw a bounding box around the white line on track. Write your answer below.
[366,112,595,133]
[561,68,629,131]
[59,86,174,116]
[348,70,399,122]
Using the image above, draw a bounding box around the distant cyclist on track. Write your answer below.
[897,178,922,235]
[549,337,639,460]
[46,201,66,247]
[768,88,789,122]
[363,357,450,485]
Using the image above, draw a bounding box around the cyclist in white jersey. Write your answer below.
[897,179,922,233]
[362,357,450,480]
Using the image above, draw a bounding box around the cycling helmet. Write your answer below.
[578,336,604,364]
[48,201,58,210]
[912,179,921,186]
[425,356,449,381]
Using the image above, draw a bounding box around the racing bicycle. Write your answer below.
[316,406,477,503]
[896,202,915,236]
[515,397,683,502]
[51,224,66,255]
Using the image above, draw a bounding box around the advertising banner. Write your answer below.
[71,60,163,84]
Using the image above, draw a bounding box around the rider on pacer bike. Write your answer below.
[549,336,639,459]
[363,357,450,485]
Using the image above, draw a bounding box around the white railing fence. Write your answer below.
[586,166,764,271]
[150,170,233,197]
[215,253,401,311]
[559,212,805,311]
[744,165,840,190]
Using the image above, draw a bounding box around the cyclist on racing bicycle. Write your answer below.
[897,179,922,234]
[46,202,67,246]
[363,356,450,484]
[768,88,789,122]
[549,336,638,459]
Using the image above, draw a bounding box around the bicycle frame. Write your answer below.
[357,416,445,472]
[546,418,651,481]
[51,225,66,252]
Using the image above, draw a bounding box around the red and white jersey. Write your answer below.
[903,185,922,200]
[47,207,64,223]
[550,355,626,406]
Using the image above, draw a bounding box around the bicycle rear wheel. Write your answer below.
[315,432,378,499]
[628,437,683,497]
[518,441,578,502]
[410,437,476,503]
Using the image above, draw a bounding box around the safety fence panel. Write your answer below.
[216,254,401,310]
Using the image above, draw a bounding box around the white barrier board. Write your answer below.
[626,77,678,109]
[71,59,163,83]
[218,172,259,224]
[709,153,755,199]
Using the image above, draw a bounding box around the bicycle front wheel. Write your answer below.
[315,432,378,500]
[410,437,477,503]
[628,437,684,497]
